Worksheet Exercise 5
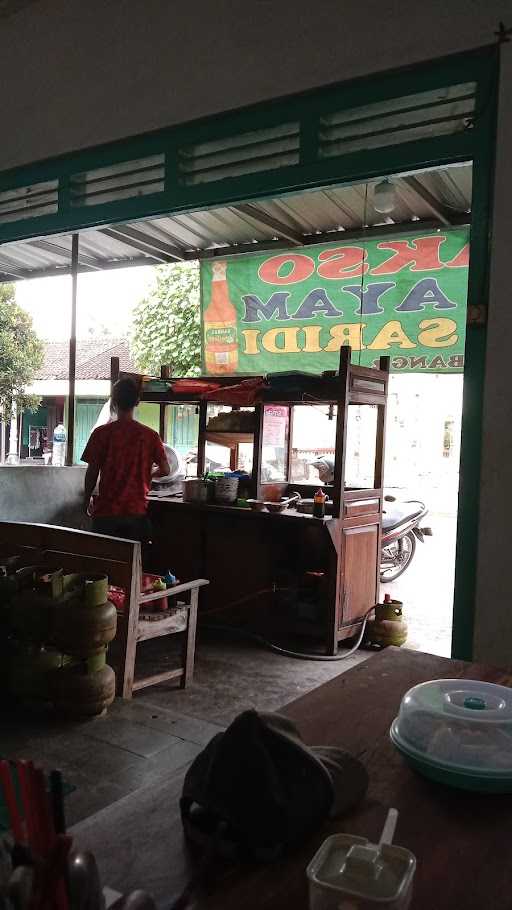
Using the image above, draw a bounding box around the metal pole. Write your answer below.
[7,401,18,464]
[66,233,79,465]
[18,408,23,459]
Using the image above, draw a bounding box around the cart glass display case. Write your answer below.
[112,348,389,653]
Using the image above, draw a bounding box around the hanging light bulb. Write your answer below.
[373,179,396,214]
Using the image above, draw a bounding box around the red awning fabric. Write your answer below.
[170,379,222,396]
[170,376,267,405]
[203,377,267,405]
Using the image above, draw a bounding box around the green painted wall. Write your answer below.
[22,406,48,446]
[74,399,106,464]
[135,402,160,433]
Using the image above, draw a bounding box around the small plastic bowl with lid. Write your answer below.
[390,678,512,792]
[307,809,416,910]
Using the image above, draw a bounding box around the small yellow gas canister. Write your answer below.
[366,594,408,647]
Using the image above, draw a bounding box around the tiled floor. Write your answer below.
[2,696,207,824]
[2,634,370,826]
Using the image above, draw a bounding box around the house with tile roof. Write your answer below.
[16,337,198,464]
[31,338,136,387]
[20,338,138,463]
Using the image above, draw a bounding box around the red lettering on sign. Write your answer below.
[371,237,445,275]
[445,244,470,268]
[259,254,315,285]
[316,246,369,279]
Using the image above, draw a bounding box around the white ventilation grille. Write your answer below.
[318,82,476,158]
[69,154,165,207]
[0,179,58,225]
[178,122,300,185]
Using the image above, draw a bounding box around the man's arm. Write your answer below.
[152,435,171,478]
[153,450,171,478]
[84,462,100,514]
[81,427,106,514]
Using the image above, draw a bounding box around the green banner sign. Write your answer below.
[201,228,469,375]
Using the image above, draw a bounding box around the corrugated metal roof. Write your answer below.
[0,164,471,282]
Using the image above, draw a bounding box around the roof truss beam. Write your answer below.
[27,238,103,270]
[399,176,453,226]
[232,202,304,246]
[0,255,26,278]
[196,214,469,261]
[99,225,185,262]
[0,265,25,279]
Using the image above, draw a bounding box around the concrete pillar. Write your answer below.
[473,48,512,666]
[6,402,19,465]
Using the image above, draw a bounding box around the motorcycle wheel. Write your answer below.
[380,531,416,583]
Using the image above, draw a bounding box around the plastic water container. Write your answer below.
[52,423,67,466]
[307,810,415,909]
[390,678,512,792]
[214,474,239,504]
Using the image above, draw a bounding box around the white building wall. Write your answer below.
[0,0,509,173]
[27,380,110,397]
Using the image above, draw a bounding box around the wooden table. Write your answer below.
[73,648,512,909]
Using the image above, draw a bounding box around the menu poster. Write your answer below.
[263,405,289,448]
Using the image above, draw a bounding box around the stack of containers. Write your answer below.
[50,573,117,716]
[3,566,72,701]
[3,567,117,716]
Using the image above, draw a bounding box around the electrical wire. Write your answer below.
[357,181,370,367]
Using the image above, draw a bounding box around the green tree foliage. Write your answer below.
[130,263,201,376]
[0,283,43,418]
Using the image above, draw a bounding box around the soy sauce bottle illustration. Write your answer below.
[204,260,239,374]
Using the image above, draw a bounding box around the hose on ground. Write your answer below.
[202,604,375,661]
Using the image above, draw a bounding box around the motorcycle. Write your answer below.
[380,496,432,582]
[310,457,433,583]
[310,458,433,583]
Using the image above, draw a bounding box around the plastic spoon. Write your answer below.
[379,808,398,847]
[340,808,399,881]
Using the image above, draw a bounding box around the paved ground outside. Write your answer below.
[381,508,457,657]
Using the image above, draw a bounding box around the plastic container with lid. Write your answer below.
[390,678,512,792]
[307,809,416,909]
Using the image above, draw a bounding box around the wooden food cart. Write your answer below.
[113,349,389,655]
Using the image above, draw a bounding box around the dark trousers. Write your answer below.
[92,514,152,544]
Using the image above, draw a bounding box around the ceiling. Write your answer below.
[0,164,472,283]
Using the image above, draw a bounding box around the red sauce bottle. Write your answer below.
[313,488,327,519]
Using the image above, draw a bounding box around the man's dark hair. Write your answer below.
[112,378,140,412]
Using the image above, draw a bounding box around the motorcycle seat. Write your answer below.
[382,501,424,532]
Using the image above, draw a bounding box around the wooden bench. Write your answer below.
[0,521,208,699]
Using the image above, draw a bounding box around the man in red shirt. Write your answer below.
[82,378,170,541]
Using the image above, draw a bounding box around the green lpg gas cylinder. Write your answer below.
[366,595,408,647]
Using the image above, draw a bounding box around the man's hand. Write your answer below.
[84,462,100,516]
[154,454,171,478]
